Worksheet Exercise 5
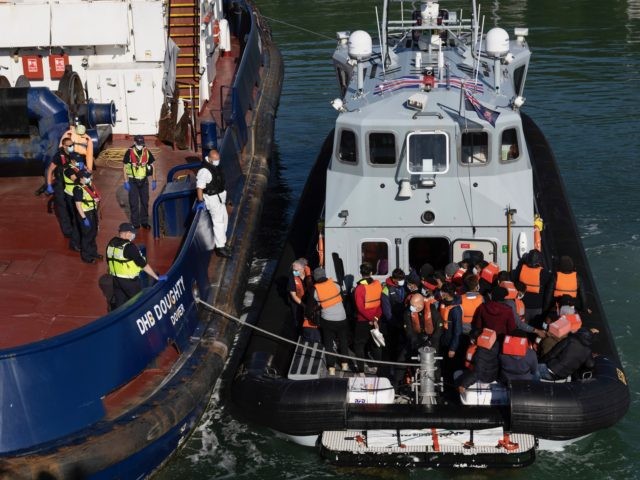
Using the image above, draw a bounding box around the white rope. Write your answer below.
[195,297,429,368]
[261,15,335,41]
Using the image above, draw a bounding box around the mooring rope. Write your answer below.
[195,297,434,368]
[260,15,335,41]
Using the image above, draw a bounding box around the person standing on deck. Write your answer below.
[73,171,102,264]
[62,152,86,253]
[512,249,551,325]
[194,149,231,258]
[353,262,383,374]
[106,223,167,310]
[46,137,76,238]
[122,135,156,230]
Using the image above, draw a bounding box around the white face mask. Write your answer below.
[130,233,136,242]
[397,280,405,286]
[211,160,220,167]
[135,144,143,151]
[409,305,418,313]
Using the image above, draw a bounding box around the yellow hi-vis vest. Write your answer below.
[125,148,150,180]
[77,184,100,212]
[107,241,143,279]
[63,166,81,196]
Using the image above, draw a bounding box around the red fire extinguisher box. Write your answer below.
[49,54,68,80]
[22,55,44,81]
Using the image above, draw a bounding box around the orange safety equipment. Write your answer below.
[363,280,382,309]
[293,276,305,299]
[515,297,525,319]
[61,128,94,170]
[452,267,466,285]
[410,298,436,335]
[213,19,220,41]
[480,262,499,284]
[553,272,577,298]
[315,279,342,309]
[500,280,517,300]
[460,292,483,324]
[519,265,542,294]
[464,344,477,369]
[317,232,324,268]
[439,303,457,329]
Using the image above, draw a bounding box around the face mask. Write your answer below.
[130,233,136,242]
[211,160,220,167]
[409,305,418,313]
[66,146,74,153]
[397,280,405,286]
[293,270,301,277]
[135,144,143,151]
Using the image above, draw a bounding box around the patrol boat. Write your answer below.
[0,0,282,477]
[232,0,629,468]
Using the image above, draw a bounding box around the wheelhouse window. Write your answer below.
[461,131,488,165]
[406,131,449,174]
[369,132,396,165]
[500,128,520,162]
[408,237,450,273]
[338,129,357,164]
[361,241,389,276]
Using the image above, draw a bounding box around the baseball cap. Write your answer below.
[119,222,137,233]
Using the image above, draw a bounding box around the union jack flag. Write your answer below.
[464,88,500,126]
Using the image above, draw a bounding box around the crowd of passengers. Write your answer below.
[288,249,599,392]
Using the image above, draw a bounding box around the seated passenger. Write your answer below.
[457,329,500,393]
[500,333,539,382]
[538,328,599,381]
[537,295,576,357]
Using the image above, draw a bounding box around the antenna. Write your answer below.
[473,15,485,87]
[375,6,386,77]
[382,0,389,72]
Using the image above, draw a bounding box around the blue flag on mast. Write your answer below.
[464,88,500,127]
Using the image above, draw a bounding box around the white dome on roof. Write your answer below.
[348,30,372,61]
[486,27,510,57]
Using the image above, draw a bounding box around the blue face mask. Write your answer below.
[293,270,301,277]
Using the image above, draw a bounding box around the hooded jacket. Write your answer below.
[540,328,595,379]
[472,301,517,338]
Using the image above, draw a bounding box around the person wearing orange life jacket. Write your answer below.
[499,274,547,338]
[457,330,500,393]
[123,135,157,230]
[287,258,318,342]
[60,124,94,171]
[544,255,589,313]
[312,267,349,375]
[72,171,101,264]
[473,260,494,296]
[353,262,383,373]
[460,274,484,333]
[512,248,552,324]
[499,332,539,382]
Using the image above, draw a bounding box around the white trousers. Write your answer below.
[203,190,228,248]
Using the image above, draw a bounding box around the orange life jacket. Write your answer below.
[410,300,435,335]
[293,276,305,299]
[315,279,342,309]
[452,267,466,285]
[363,280,382,309]
[460,292,483,324]
[465,344,477,369]
[480,262,499,284]
[519,265,542,294]
[553,272,577,298]
[439,303,459,330]
[515,297,525,318]
[500,280,517,300]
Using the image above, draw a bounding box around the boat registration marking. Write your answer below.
[136,276,186,335]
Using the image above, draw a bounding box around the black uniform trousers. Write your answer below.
[128,177,149,227]
[111,276,142,310]
[53,180,74,237]
[65,193,81,250]
[77,209,99,262]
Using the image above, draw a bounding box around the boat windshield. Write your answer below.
[406,131,449,174]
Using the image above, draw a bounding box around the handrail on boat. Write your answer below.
[151,188,197,239]
[165,161,202,184]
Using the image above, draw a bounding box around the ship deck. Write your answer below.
[0,39,242,351]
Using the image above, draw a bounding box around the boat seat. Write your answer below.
[287,338,327,380]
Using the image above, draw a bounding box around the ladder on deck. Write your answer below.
[168,0,201,106]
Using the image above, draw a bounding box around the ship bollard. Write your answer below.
[418,346,438,405]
